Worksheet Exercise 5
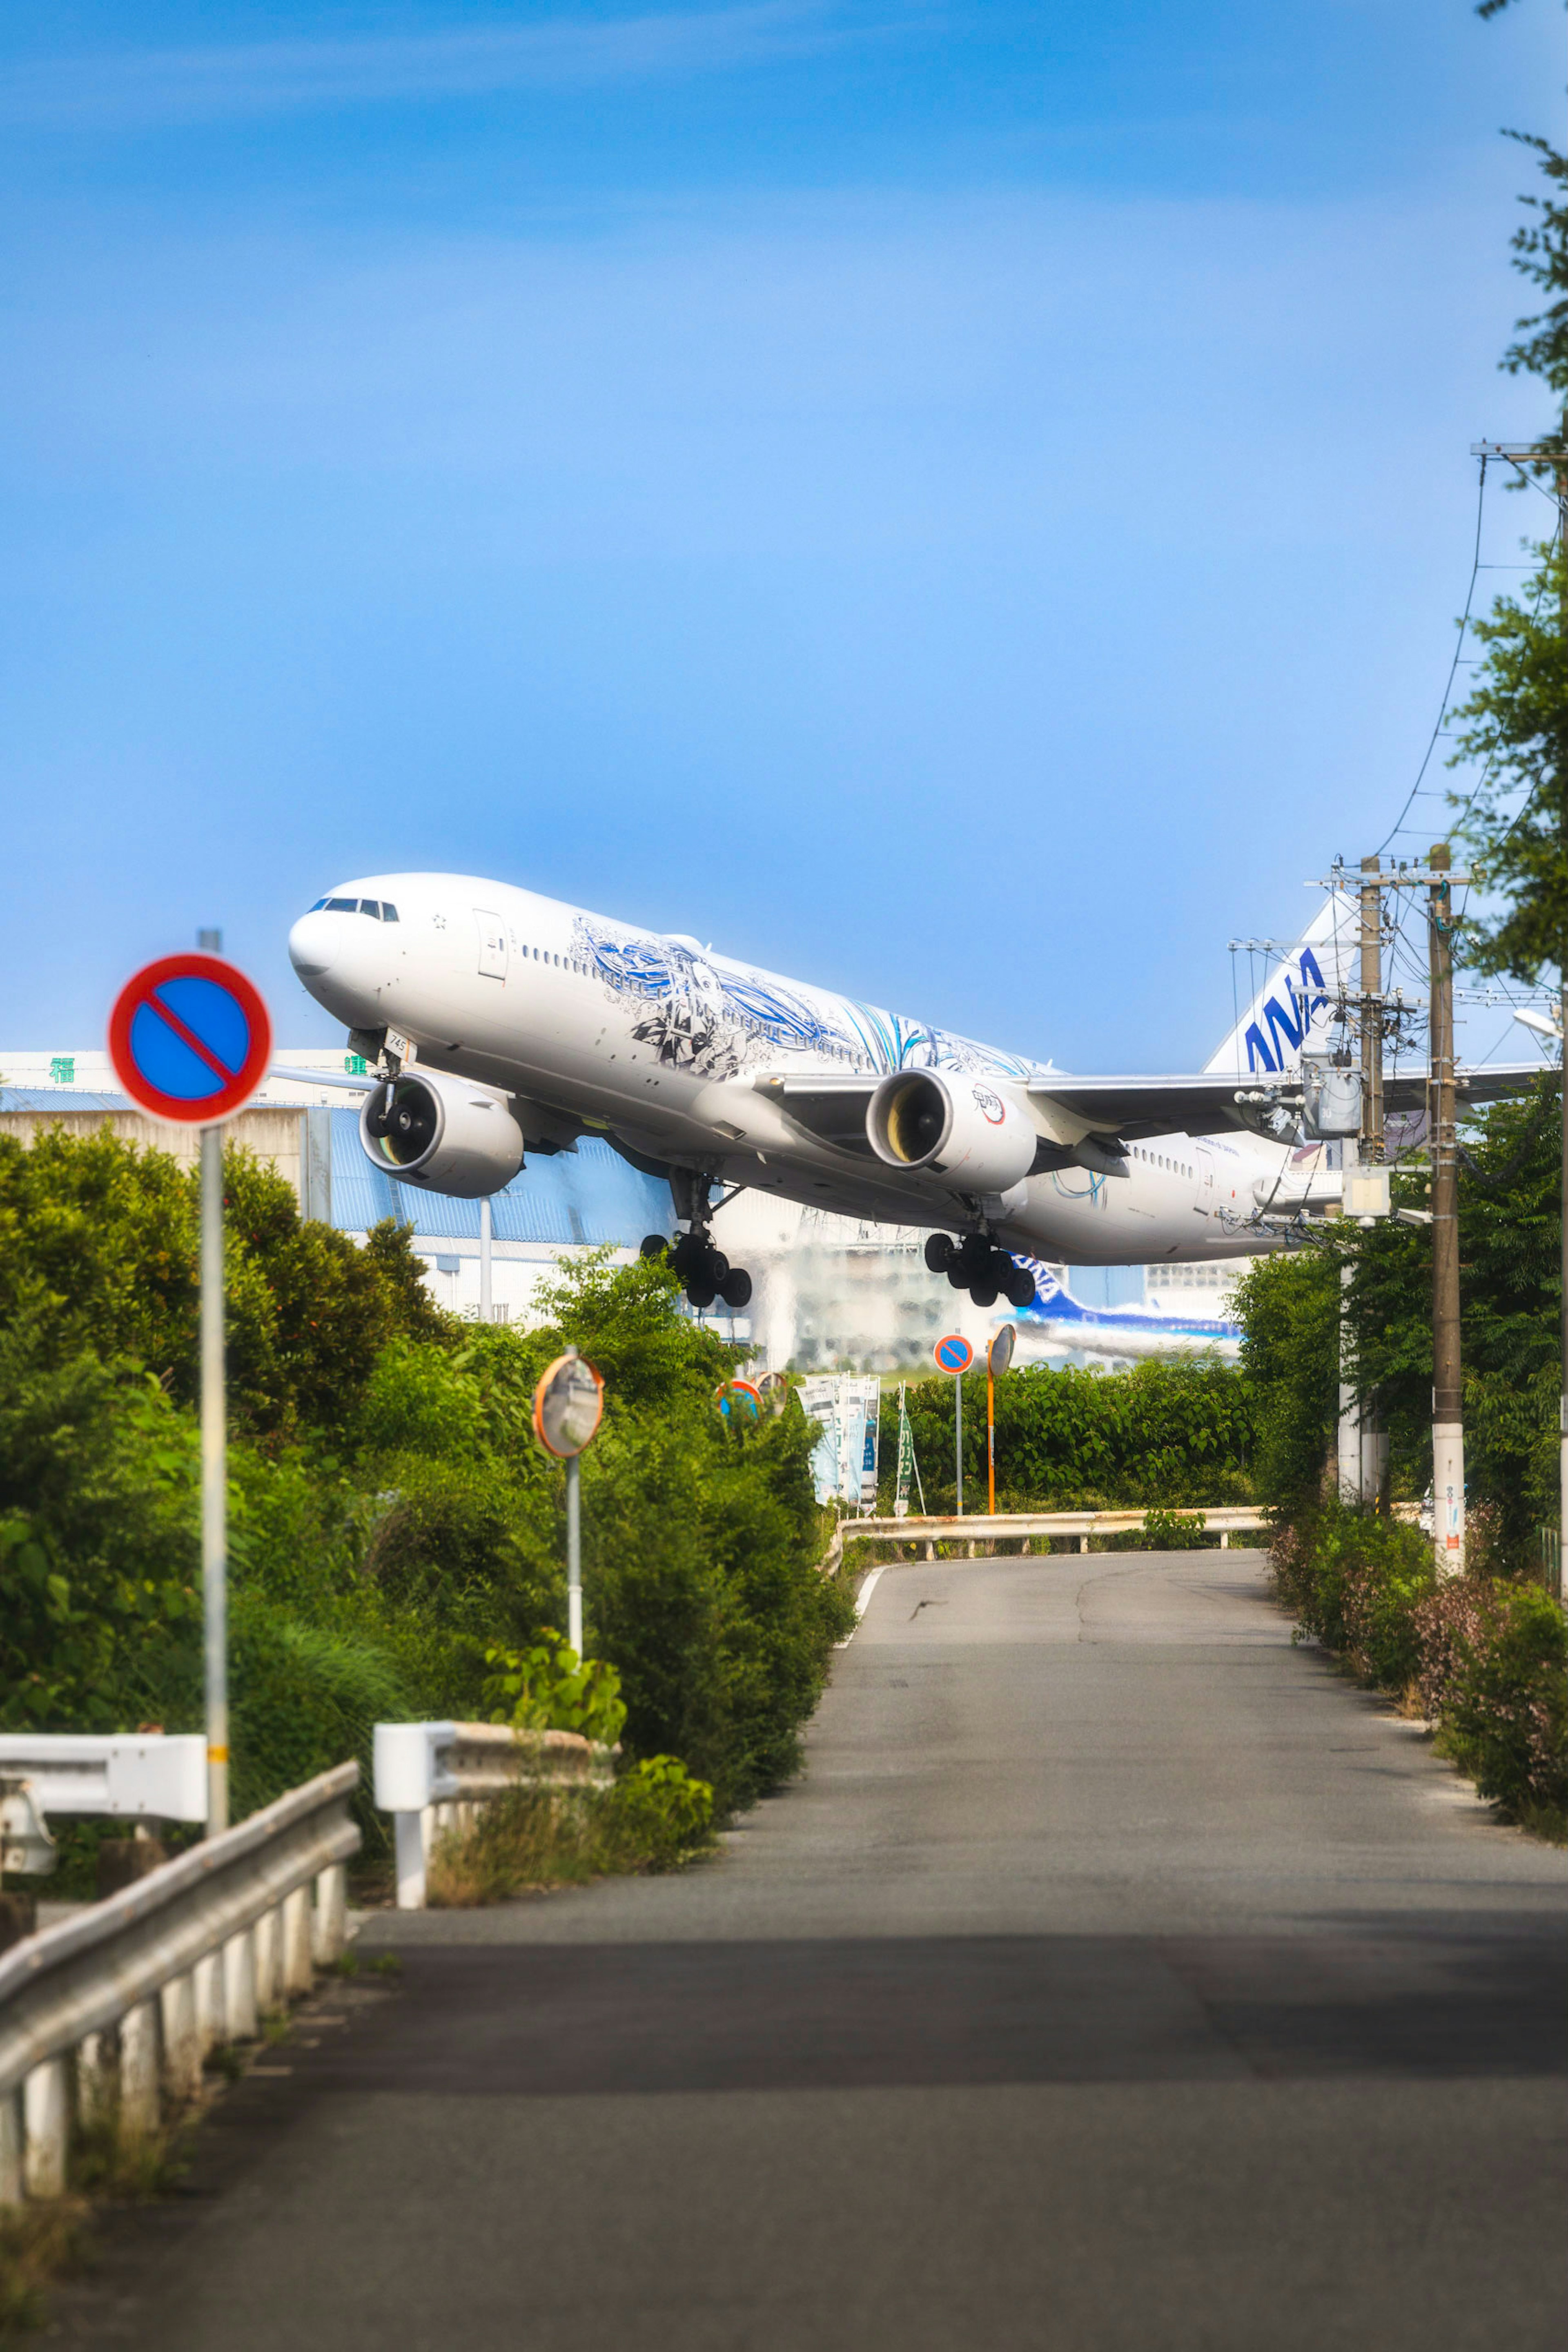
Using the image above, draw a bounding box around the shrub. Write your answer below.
[1271,1505,1436,1688]
[599,1756,715,1870]
[1141,1507,1207,1550]
[427,1756,715,1905]
[1414,1578,1568,1815]
[483,1634,628,1745]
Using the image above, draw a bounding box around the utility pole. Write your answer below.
[1559,426,1567,1590]
[1357,856,1389,1506]
[1428,842,1465,1577]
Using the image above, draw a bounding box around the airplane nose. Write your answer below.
[289,911,342,979]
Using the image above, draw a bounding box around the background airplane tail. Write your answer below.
[1203,891,1358,1081]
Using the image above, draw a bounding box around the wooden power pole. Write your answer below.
[1357,856,1388,1504]
[1428,842,1464,1576]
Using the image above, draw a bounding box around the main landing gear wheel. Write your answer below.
[657,1228,753,1312]
[927,1233,1037,1312]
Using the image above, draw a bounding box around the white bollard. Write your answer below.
[194,1949,225,2055]
[254,1904,281,2012]
[314,1863,347,1964]
[281,1884,314,1994]
[1220,1530,1230,1549]
[394,1810,427,1911]
[23,2055,69,2198]
[1079,1534,1089,1553]
[223,1927,258,2042]
[0,2085,23,2207]
[160,1972,202,2103]
[119,2001,160,2136]
[77,2030,115,2128]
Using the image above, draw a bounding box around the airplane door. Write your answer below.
[474,910,508,981]
[1195,1142,1215,1215]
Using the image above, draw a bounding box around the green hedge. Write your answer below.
[1270,1504,1567,1831]
[889,1354,1255,1514]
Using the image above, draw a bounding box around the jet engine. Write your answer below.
[867,1071,1035,1195]
[360,1069,525,1198]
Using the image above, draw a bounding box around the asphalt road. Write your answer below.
[59,1548,1568,2350]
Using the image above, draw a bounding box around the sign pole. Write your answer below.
[200,1124,229,1835]
[955,1374,963,1518]
[932,1335,974,1520]
[987,1366,996,1515]
[566,1453,583,1657]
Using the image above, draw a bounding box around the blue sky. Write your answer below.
[1,1,1560,1066]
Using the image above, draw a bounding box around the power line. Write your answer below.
[1373,459,1489,856]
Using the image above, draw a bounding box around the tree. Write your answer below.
[1451,67,1568,974]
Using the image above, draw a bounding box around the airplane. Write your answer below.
[1016,1264,1243,1361]
[284,877,1544,1313]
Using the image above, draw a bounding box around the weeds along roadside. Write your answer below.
[426,1759,717,1906]
[1269,1501,1568,1842]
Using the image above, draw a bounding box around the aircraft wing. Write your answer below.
[752,1072,880,1152]
[268,1064,376,1092]
[1029,1062,1550,1140]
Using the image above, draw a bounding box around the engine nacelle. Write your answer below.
[867,1070,1036,1195]
[359,1068,525,1198]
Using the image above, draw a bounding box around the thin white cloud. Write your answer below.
[0,2,877,129]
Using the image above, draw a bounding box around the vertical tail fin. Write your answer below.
[1204,892,1358,1079]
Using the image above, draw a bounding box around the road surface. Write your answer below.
[58,1547,1568,2350]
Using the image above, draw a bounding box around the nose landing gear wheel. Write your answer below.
[640,1234,669,1261]
[719,1268,753,1311]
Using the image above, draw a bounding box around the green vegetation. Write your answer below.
[427,1757,717,1905]
[0,1129,851,1875]
[1231,1084,1562,1540]
[888,1354,1254,1515]
[1270,1503,1566,1835]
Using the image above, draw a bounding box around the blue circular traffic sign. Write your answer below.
[933,1333,974,1375]
[108,954,273,1125]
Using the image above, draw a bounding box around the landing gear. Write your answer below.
[642,1174,755,1313]
[926,1233,1036,1312]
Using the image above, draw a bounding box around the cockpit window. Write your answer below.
[359,900,380,919]
[325,896,359,912]
[309,898,328,912]
[381,903,399,922]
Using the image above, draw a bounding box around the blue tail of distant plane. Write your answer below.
[1015,1262,1242,1354]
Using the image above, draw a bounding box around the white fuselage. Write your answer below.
[287,873,1303,1267]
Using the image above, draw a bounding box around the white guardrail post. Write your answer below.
[0,1762,359,2209]
[373,1723,618,1912]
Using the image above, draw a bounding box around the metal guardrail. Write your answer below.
[0,1763,359,2206]
[818,1507,1272,1576]
[373,1722,617,1911]
[0,1734,208,1826]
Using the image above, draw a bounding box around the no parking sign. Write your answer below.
[108,953,272,1124]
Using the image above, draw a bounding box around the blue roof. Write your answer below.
[0,1090,134,1112]
[328,1112,668,1245]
